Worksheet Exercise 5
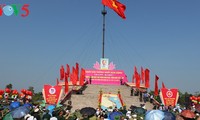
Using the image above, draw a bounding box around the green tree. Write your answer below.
[149,90,161,103]
[32,92,43,102]
[27,86,35,95]
[178,91,192,107]
[5,83,13,89]
[178,90,184,105]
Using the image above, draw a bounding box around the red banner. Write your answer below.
[85,69,128,82]
[43,85,63,105]
[160,88,179,107]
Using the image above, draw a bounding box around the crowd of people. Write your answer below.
[0,87,200,120]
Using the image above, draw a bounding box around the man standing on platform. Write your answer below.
[120,78,123,85]
[130,87,133,96]
[89,77,92,84]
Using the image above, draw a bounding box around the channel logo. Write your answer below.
[0,4,30,17]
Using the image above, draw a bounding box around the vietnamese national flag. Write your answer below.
[154,75,159,96]
[162,82,166,88]
[102,0,126,19]
[145,68,150,88]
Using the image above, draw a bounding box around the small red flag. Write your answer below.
[70,73,73,82]
[102,0,126,19]
[76,63,79,82]
[132,66,136,83]
[135,73,141,88]
[79,68,85,86]
[72,67,77,85]
[134,66,137,78]
[145,69,150,88]
[134,66,140,88]
[65,73,69,93]
[132,74,135,83]
[56,78,59,86]
[154,75,159,96]
[162,82,166,88]
[60,65,65,80]
[66,64,70,76]
[141,67,145,83]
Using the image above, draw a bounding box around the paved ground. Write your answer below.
[67,84,153,112]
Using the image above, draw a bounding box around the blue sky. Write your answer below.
[0,0,200,93]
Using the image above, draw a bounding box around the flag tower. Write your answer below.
[101,0,126,58]
[102,6,107,58]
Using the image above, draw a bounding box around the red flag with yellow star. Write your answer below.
[102,0,126,19]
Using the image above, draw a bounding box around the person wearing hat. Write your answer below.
[42,109,51,120]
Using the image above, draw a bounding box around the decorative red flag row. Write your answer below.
[102,0,126,19]
[132,66,167,97]
[57,63,84,93]
[132,66,150,88]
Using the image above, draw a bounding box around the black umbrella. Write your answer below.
[130,105,137,113]
[130,105,137,109]
[132,107,146,115]
[80,107,96,117]
[163,111,176,120]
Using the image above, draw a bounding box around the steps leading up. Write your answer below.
[68,84,153,112]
